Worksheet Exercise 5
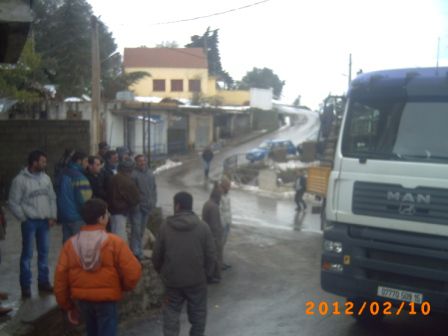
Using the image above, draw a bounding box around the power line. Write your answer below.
[151,0,271,26]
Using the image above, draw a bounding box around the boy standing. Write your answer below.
[54,199,141,336]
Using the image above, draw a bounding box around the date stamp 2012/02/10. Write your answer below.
[305,301,431,316]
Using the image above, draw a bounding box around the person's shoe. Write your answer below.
[0,306,12,316]
[21,288,31,299]
[38,283,54,294]
[0,292,8,300]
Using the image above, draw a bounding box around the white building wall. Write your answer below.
[106,109,124,150]
[250,88,273,110]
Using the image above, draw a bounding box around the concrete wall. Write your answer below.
[0,120,90,200]
[189,114,213,150]
[47,101,93,121]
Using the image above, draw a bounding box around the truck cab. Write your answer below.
[321,67,448,318]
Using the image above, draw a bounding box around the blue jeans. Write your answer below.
[20,219,50,289]
[62,221,84,243]
[78,301,117,336]
[130,209,150,259]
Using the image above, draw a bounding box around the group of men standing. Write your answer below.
[2,143,232,336]
[7,143,157,300]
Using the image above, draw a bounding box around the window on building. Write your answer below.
[171,79,184,92]
[153,79,166,92]
[189,79,201,92]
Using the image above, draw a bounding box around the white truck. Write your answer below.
[321,67,448,321]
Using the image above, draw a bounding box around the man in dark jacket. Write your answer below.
[85,156,106,201]
[201,146,214,179]
[107,159,140,242]
[130,154,157,260]
[152,192,216,336]
[102,150,119,190]
[201,184,223,283]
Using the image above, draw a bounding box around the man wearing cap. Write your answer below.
[106,159,140,242]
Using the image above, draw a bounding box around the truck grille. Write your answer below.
[352,181,448,225]
[348,224,448,292]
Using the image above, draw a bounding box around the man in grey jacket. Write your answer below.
[152,191,216,336]
[8,150,57,298]
[130,154,157,260]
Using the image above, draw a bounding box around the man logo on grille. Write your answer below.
[387,191,430,216]
[398,203,416,215]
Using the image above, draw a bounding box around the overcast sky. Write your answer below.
[88,0,448,109]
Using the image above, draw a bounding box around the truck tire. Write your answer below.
[349,298,384,325]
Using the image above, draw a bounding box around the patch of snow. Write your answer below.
[274,160,322,172]
[135,96,163,103]
[154,159,182,174]
[64,97,83,103]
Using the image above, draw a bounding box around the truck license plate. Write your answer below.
[377,286,423,304]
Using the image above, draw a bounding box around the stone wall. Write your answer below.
[0,120,90,200]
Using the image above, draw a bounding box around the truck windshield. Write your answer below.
[341,97,448,163]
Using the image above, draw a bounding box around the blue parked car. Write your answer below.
[246,139,297,163]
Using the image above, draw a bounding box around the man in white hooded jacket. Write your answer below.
[8,150,57,298]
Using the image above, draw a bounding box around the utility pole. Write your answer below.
[91,15,101,154]
[348,53,352,89]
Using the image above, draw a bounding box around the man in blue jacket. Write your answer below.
[8,150,57,298]
[57,151,92,242]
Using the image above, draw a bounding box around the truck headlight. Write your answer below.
[323,240,343,254]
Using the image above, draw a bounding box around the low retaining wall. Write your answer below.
[1,259,164,336]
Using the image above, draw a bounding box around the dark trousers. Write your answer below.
[163,284,207,336]
[213,240,223,280]
[295,191,306,211]
[78,301,117,336]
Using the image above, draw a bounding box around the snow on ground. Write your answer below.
[154,159,182,174]
[274,160,321,171]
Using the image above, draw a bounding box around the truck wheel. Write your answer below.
[350,298,384,325]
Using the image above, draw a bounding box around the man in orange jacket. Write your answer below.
[54,199,142,336]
